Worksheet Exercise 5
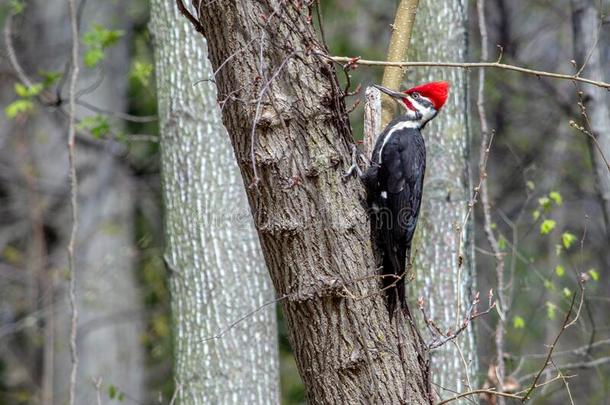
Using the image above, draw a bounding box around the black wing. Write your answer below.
[366,126,426,318]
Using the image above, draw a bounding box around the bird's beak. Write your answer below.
[373,84,408,100]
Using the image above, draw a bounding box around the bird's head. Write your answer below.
[374,81,450,127]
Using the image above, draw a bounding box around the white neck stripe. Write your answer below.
[377,120,419,164]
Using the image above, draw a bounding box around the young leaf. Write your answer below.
[83,24,124,48]
[10,0,24,14]
[108,385,117,399]
[562,288,571,298]
[84,48,105,68]
[39,70,62,88]
[555,265,565,277]
[15,83,43,97]
[82,24,124,68]
[546,302,557,320]
[549,191,563,206]
[540,219,556,235]
[588,269,600,282]
[538,196,552,211]
[76,115,110,138]
[562,232,577,249]
[532,210,540,221]
[130,61,153,87]
[513,316,525,329]
[555,244,563,256]
[5,99,34,119]
[544,279,555,291]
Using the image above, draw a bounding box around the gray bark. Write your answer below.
[178,1,432,403]
[407,0,478,396]
[571,0,610,243]
[0,1,145,403]
[150,2,280,404]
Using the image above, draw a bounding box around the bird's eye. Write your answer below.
[412,92,420,99]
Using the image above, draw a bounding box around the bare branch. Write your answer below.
[66,0,81,403]
[325,56,610,90]
[521,287,580,402]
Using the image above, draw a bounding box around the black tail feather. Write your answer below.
[382,243,408,320]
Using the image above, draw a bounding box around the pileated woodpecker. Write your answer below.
[363,81,449,319]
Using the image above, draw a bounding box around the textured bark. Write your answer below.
[571,0,610,242]
[178,1,431,403]
[150,2,280,404]
[0,1,145,403]
[407,0,478,396]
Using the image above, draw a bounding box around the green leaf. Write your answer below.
[108,385,117,399]
[526,180,535,190]
[549,191,563,206]
[10,0,24,14]
[562,232,577,249]
[39,70,62,88]
[588,269,600,282]
[130,61,153,87]
[555,265,565,277]
[546,302,557,320]
[532,210,540,221]
[544,279,555,291]
[540,219,556,235]
[14,83,43,98]
[83,24,124,48]
[498,236,507,251]
[76,115,110,138]
[562,288,571,298]
[84,48,105,68]
[555,244,563,256]
[538,196,552,211]
[82,25,124,68]
[513,316,525,329]
[5,99,34,119]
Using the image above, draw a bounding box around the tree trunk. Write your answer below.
[150,2,280,404]
[407,0,478,396]
[175,1,431,403]
[571,0,610,244]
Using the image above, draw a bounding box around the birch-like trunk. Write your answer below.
[407,0,478,396]
[571,0,610,244]
[175,1,432,403]
[150,2,280,403]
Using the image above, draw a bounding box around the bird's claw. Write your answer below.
[342,144,365,180]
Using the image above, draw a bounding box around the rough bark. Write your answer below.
[177,1,431,403]
[150,2,280,403]
[571,0,610,243]
[407,0,478,397]
[0,1,145,403]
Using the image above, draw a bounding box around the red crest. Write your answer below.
[404,81,450,110]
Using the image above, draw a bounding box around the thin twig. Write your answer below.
[476,0,507,398]
[66,0,80,403]
[324,55,610,90]
[522,290,579,401]
[435,388,522,405]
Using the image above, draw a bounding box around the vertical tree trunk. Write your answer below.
[150,2,280,404]
[407,0,478,396]
[571,0,610,243]
[174,1,431,403]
